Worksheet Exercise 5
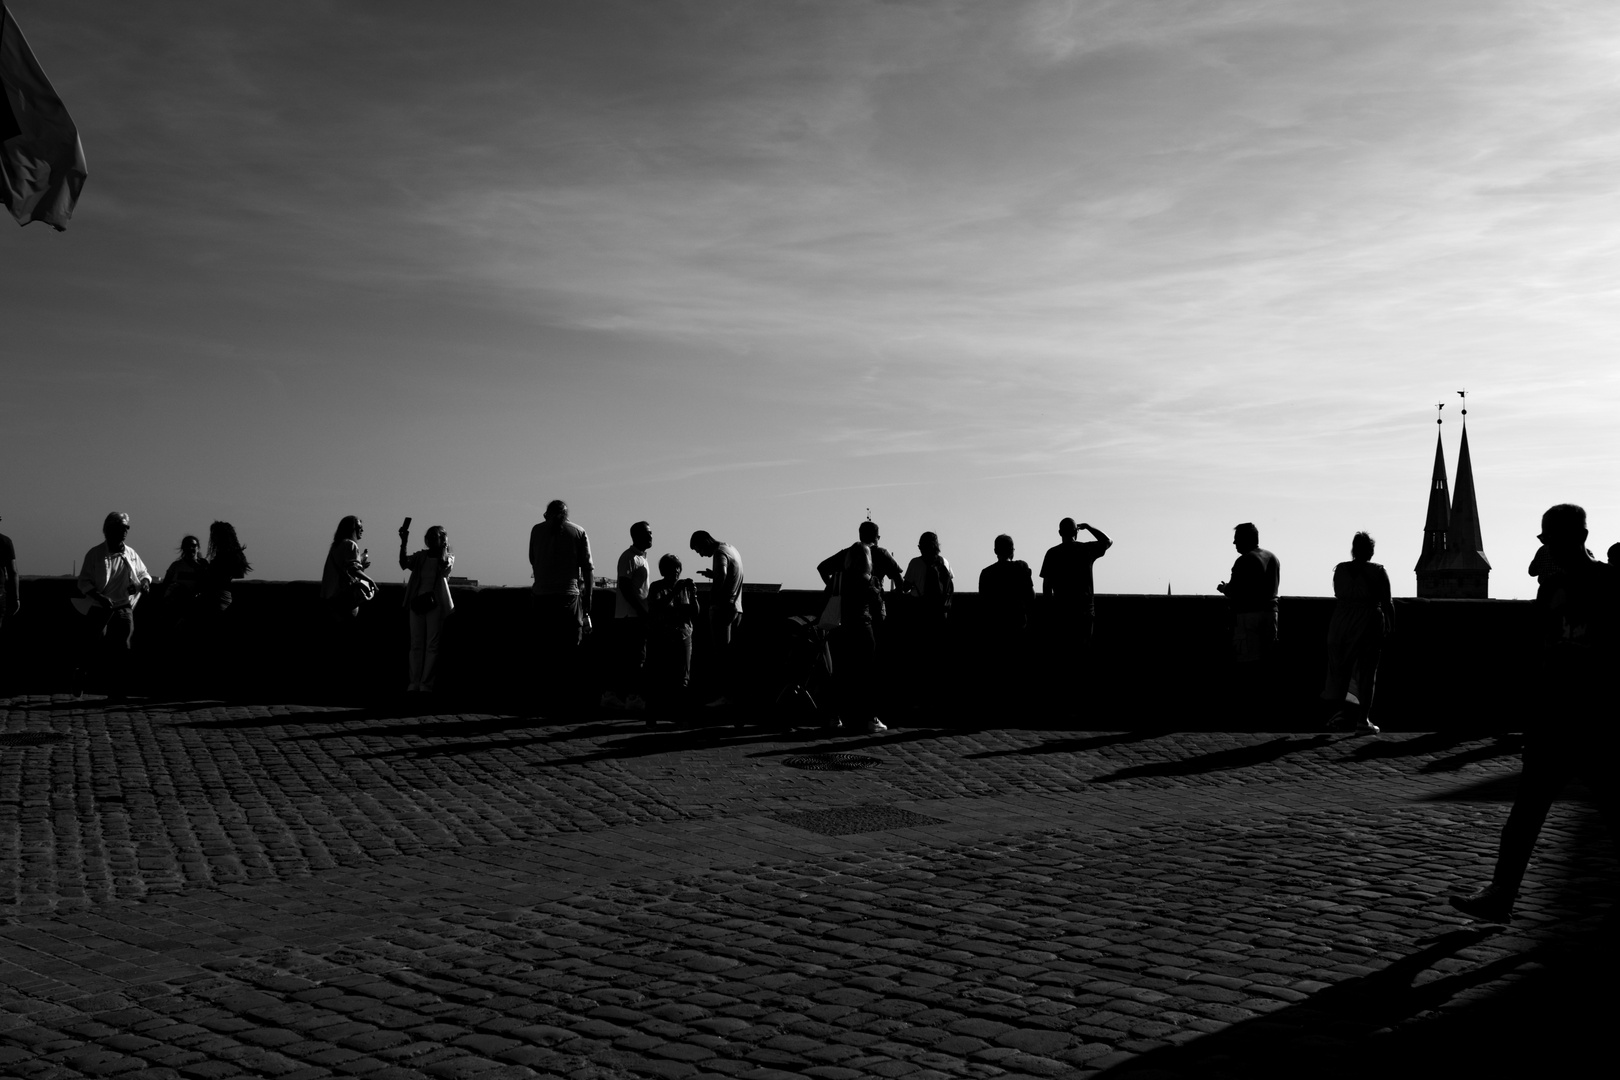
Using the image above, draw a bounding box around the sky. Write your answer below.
[6,0,1620,598]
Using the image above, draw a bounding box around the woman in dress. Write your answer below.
[1323,531,1394,735]
[398,522,454,693]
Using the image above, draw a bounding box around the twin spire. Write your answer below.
[1415,393,1490,598]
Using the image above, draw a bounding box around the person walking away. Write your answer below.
[1450,504,1620,923]
[690,530,744,709]
[646,554,698,726]
[978,534,1034,717]
[74,512,153,701]
[320,516,376,696]
[399,522,454,693]
[904,531,954,721]
[530,500,594,714]
[1322,531,1392,736]
[161,535,207,624]
[605,521,652,712]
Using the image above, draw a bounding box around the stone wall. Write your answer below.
[4,577,1534,727]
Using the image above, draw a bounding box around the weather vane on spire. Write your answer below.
[1457,388,1468,418]
[1435,401,1445,425]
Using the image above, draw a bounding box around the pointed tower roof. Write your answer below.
[1445,419,1491,571]
[1415,425,1450,572]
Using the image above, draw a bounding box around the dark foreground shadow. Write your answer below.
[1090,735,1334,783]
[1100,926,1616,1079]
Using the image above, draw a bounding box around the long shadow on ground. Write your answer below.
[964,729,1171,760]
[1100,927,1615,1079]
[1089,735,1334,782]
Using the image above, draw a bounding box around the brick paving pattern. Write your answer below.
[1,695,1614,1079]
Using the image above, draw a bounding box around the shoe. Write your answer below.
[705,696,733,708]
[862,718,888,735]
[600,690,626,710]
[1353,718,1380,736]
[1325,711,1352,732]
[625,694,648,712]
[1448,883,1515,923]
[822,718,844,733]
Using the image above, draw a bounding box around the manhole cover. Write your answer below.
[0,733,68,746]
[782,753,881,771]
[773,803,946,836]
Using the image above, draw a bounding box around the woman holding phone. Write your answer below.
[399,519,455,693]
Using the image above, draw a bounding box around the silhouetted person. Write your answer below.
[646,554,698,725]
[903,531,955,721]
[904,532,954,621]
[1451,504,1620,924]
[399,522,454,693]
[1040,518,1112,673]
[819,521,901,734]
[161,535,207,627]
[1322,531,1393,736]
[202,521,250,616]
[530,500,594,711]
[0,516,17,693]
[321,516,375,619]
[74,512,153,701]
[979,534,1034,711]
[690,530,743,708]
[1217,522,1279,663]
[605,521,653,712]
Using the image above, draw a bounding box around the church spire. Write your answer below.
[1416,394,1490,598]
[1415,404,1450,575]
[1446,396,1490,578]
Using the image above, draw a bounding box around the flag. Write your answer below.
[1,3,86,230]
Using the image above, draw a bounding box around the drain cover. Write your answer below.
[773,803,946,836]
[782,753,881,771]
[0,733,68,746]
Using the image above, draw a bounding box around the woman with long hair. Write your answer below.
[1323,531,1394,736]
[203,521,251,613]
[320,515,375,619]
[399,521,454,693]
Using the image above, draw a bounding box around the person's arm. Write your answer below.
[77,548,110,605]
[398,524,411,572]
[1377,565,1395,633]
[1080,523,1113,551]
[578,534,594,625]
[939,558,955,598]
[2,560,15,615]
[817,552,840,589]
[621,554,649,618]
[1040,551,1054,597]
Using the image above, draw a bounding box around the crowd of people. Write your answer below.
[1,499,1616,926]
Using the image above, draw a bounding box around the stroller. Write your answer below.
[771,613,836,727]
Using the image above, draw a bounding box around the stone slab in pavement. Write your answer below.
[0,695,1615,1079]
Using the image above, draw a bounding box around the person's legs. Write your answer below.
[105,608,135,700]
[407,610,427,691]
[1453,729,1576,920]
[420,606,446,691]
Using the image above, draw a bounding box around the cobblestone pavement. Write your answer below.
[1,695,1614,1079]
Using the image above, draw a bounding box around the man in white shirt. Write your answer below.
[605,520,652,712]
[690,530,744,708]
[74,512,153,701]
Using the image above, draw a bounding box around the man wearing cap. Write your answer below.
[75,512,153,700]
